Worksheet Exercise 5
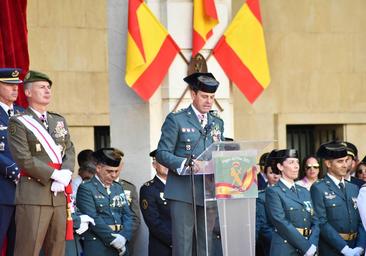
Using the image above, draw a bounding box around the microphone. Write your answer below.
[201,122,214,136]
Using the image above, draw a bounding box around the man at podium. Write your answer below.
[156,72,224,256]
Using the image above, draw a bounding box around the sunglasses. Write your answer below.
[306,164,320,169]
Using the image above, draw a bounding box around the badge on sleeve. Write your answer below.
[141,199,148,209]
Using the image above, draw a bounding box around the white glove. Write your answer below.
[51,169,72,186]
[118,246,126,256]
[304,244,317,256]
[51,181,65,196]
[342,246,356,256]
[353,247,364,256]
[75,215,95,235]
[110,233,126,250]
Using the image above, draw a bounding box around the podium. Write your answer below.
[187,141,270,256]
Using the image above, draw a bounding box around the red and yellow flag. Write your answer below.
[125,0,180,101]
[213,0,270,103]
[192,0,218,57]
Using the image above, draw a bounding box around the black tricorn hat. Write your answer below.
[149,149,157,158]
[268,149,298,174]
[183,72,219,93]
[258,152,269,166]
[340,141,358,159]
[93,148,121,167]
[316,141,348,160]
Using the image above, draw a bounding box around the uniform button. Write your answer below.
[15,167,18,170]
[37,179,41,182]
[290,207,293,210]
[100,204,103,207]
[28,177,31,180]
[302,209,305,212]
[12,171,15,174]
[93,237,96,240]
[284,240,287,243]
[332,204,336,207]
[164,202,167,205]
[9,175,12,178]
[112,212,114,215]
[304,218,307,222]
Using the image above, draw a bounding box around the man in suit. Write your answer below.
[140,149,172,256]
[310,141,365,256]
[76,148,134,256]
[7,70,75,256]
[257,152,269,191]
[156,72,224,256]
[113,148,141,255]
[0,68,24,255]
[342,141,365,189]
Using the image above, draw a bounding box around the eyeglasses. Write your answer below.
[306,164,320,169]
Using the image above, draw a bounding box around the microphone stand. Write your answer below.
[184,123,212,256]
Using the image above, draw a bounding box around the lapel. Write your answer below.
[154,175,165,190]
[324,175,346,200]
[186,105,202,131]
[92,176,109,198]
[0,107,9,125]
[26,108,45,128]
[47,112,56,136]
[278,181,304,205]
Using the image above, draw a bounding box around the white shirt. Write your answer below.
[156,174,166,185]
[280,177,295,189]
[327,173,345,189]
[0,102,13,116]
[191,104,207,127]
[30,107,47,122]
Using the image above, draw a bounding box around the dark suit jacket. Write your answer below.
[156,105,224,206]
[8,108,75,206]
[311,176,366,255]
[140,176,172,256]
[0,105,23,205]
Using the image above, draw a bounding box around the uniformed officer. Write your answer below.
[342,141,365,189]
[310,141,365,256]
[156,72,224,256]
[113,148,141,255]
[256,153,280,256]
[8,70,75,256]
[140,149,172,256]
[257,152,269,191]
[265,149,319,256]
[0,68,24,255]
[76,148,134,256]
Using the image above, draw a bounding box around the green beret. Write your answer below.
[24,70,52,86]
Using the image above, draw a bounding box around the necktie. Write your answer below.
[7,109,13,117]
[291,185,298,197]
[40,114,48,130]
[198,114,205,127]
[339,182,345,194]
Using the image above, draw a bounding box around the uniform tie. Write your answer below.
[339,182,345,194]
[7,109,13,117]
[40,114,48,130]
[198,114,206,127]
[291,185,298,197]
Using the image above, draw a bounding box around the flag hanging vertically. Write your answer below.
[125,0,180,101]
[213,0,270,103]
[192,0,219,57]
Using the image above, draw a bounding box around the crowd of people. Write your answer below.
[1,67,366,256]
[256,141,366,256]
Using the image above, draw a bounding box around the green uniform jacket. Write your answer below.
[156,106,224,206]
[7,108,75,206]
[76,176,134,256]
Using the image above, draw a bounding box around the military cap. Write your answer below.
[149,149,157,158]
[341,141,358,159]
[93,148,121,167]
[268,149,298,174]
[24,70,52,86]
[258,152,269,167]
[0,68,22,84]
[316,141,348,160]
[183,72,219,93]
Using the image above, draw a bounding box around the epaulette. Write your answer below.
[143,179,155,187]
[48,111,64,118]
[172,108,187,115]
[120,179,134,186]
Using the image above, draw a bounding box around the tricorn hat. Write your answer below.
[93,148,121,167]
[183,72,219,93]
[316,141,348,160]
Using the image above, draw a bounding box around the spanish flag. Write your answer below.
[213,0,270,103]
[125,0,180,101]
[192,0,218,57]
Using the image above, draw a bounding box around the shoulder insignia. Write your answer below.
[141,199,148,210]
[172,108,188,116]
[120,179,134,186]
[209,110,222,119]
[47,112,64,119]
